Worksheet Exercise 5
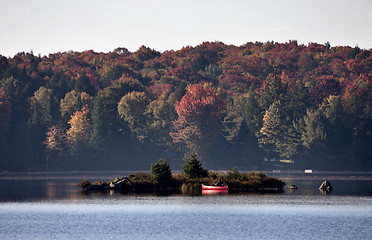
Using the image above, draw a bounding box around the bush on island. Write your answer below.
[80,179,91,189]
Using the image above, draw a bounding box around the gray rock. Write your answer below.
[109,177,128,189]
[319,180,333,191]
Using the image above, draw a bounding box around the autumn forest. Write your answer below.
[0,41,371,171]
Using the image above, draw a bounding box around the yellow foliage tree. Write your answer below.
[44,124,66,151]
[66,107,91,150]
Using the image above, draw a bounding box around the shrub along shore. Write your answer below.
[80,154,286,194]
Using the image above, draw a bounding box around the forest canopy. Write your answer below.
[0,41,371,171]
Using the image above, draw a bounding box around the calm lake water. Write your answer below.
[0,171,372,240]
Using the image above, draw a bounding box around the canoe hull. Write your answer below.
[202,184,228,190]
[202,189,228,195]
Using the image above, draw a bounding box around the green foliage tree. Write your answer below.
[30,86,53,126]
[0,76,28,120]
[136,86,181,161]
[182,153,208,179]
[145,93,176,146]
[60,90,92,122]
[0,88,11,168]
[150,159,172,184]
[0,76,24,104]
[118,91,149,141]
[90,78,143,148]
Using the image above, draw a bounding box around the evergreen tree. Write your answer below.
[234,119,263,167]
[243,88,262,136]
[182,153,208,179]
[259,101,300,159]
[90,94,110,149]
[151,159,172,184]
[259,74,287,110]
[300,109,327,151]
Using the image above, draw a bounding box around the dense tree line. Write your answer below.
[0,41,371,171]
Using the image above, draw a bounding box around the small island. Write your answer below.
[80,153,285,194]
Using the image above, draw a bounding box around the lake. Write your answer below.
[0,171,372,239]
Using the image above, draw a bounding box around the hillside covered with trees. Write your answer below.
[0,41,371,171]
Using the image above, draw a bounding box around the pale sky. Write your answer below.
[1,0,371,57]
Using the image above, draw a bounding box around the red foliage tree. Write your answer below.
[170,83,225,156]
[309,75,341,105]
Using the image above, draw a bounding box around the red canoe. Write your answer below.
[202,184,228,190]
